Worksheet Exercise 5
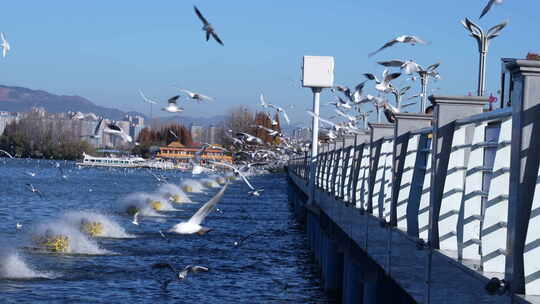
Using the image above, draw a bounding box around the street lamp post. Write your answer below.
[302,56,335,205]
[461,18,508,97]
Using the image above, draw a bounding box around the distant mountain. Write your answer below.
[0,85,146,121]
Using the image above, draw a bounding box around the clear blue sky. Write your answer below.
[0,1,538,124]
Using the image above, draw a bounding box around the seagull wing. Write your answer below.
[139,89,157,104]
[480,0,496,19]
[377,60,405,67]
[281,110,290,124]
[189,266,209,273]
[238,171,255,190]
[152,263,177,273]
[194,6,209,25]
[368,39,398,57]
[188,183,228,225]
[168,95,180,104]
[180,89,195,98]
[198,93,214,101]
[211,32,224,46]
[94,118,103,135]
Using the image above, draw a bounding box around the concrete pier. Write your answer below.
[286,58,540,304]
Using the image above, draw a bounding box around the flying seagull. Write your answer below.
[1,32,10,58]
[168,183,229,234]
[364,69,401,93]
[162,95,184,113]
[377,59,421,75]
[26,183,43,198]
[480,0,504,19]
[180,89,214,102]
[209,161,263,196]
[103,121,133,143]
[152,263,209,280]
[131,212,140,226]
[194,6,224,46]
[139,89,158,104]
[267,103,290,124]
[369,35,427,57]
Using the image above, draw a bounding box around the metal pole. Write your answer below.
[478,45,487,96]
[420,73,429,113]
[308,87,322,205]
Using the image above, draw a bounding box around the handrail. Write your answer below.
[455,107,511,127]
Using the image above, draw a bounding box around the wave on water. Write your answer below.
[0,249,53,279]
[61,210,134,238]
[200,177,221,188]
[156,183,193,204]
[117,192,175,216]
[180,179,206,193]
[29,221,111,255]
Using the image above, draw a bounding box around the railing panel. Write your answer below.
[396,134,419,231]
[524,162,540,295]
[418,135,432,241]
[482,118,512,273]
[383,139,394,222]
[460,122,488,262]
[356,145,371,210]
[372,140,392,218]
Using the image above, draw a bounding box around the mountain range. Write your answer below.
[0,85,225,127]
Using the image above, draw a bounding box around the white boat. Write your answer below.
[77,153,146,168]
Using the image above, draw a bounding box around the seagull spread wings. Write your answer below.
[188,183,229,226]
[369,35,427,57]
[194,6,209,25]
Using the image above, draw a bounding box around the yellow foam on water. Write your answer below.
[203,181,214,188]
[183,186,193,193]
[151,201,162,211]
[170,195,182,203]
[81,222,104,237]
[38,235,69,253]
[216,177,226,184]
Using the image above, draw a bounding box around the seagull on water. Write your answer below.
[480,0,504,19]
[162,95,184,113]
[180,89,214,102]
[168,183,229,234]
[369,35,427,57]
[194,6,224,46]
[16,222,22,230]
[1,32,10,58]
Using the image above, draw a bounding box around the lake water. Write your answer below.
[0,158,334,303]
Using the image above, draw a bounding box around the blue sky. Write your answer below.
[0,1,538,124]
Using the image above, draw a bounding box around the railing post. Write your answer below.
[391,113,433,227]
[505,59,540,295]
[368,123,394,214]
[427,95,488,249]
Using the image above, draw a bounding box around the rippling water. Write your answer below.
[0,159,334,303]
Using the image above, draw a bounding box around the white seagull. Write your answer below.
[131,212,140,226]
[194,6,224,46]
[162,95,184,113]
[103,121,133,143]
[377,60,421,75]
[152,263,209,280]
[168,183,228,234]
[369,35,427,57]
[210,162,263,196]
[480,0,504,19]
[1,32,10,58]
[180,89,214,102]
[139,89,158,104]
[364,69,401,93]
[267,103,290,124]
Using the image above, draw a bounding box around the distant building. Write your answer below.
[0,112,18,135]
[206,126,222,145]
[157,142,233,165]
[190,125,204,143]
